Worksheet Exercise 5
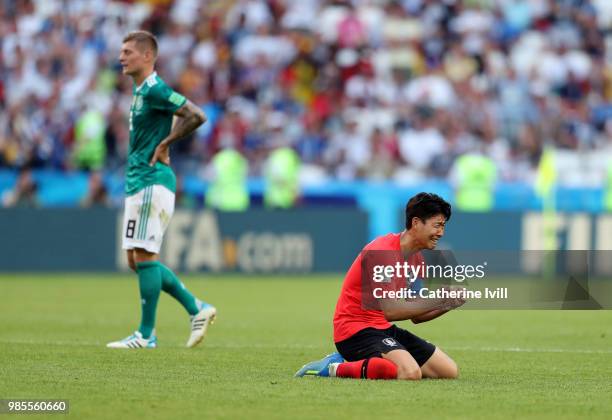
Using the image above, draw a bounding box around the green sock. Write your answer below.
[159,263,200,316]
[136,261,162,339]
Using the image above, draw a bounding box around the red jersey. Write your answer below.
[333,233,424,343]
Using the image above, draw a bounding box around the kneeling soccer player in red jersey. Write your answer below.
[296,192,464,380]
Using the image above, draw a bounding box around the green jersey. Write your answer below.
[125,71,186,196]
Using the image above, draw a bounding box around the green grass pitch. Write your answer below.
[1,274,611,419]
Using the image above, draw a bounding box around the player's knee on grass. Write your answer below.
[382,349,421,380]
[439,359,459,379]
[421,349,459,379]
[396,364,422,380]
[424,360,458,379]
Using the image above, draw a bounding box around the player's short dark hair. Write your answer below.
[405,192,451,229]
[122,30,158,57]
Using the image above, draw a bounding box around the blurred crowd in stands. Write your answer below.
[1,0,612,193]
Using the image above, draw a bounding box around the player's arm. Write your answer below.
[411,288,467,323]
[410,308,450,324]
[379,297,450,322]
[150,100,206,166]
[380,289,466,322]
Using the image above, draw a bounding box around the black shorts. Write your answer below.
[335,325,436,366]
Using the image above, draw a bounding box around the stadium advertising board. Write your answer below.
[420,211,612,253]
[0,208,368,272]
[0,208,117,271]
[116,209,368,273]
[3,209,612,273]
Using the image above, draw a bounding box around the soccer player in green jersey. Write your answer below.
[107,30,216,349]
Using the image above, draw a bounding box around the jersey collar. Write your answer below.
[135,71,157,93]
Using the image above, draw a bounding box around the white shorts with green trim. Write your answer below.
[121,184,175,254]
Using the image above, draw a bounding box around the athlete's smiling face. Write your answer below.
[411,214,446,250]
[119,41,152,77]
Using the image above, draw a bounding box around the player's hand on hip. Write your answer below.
[150,142,170,166]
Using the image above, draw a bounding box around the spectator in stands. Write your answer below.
[80,171,110,208]
[0,0,610,204]
[264,146,301,209]
[1,168,39,207]
[205,148,250,211]
[72,107,106,171]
